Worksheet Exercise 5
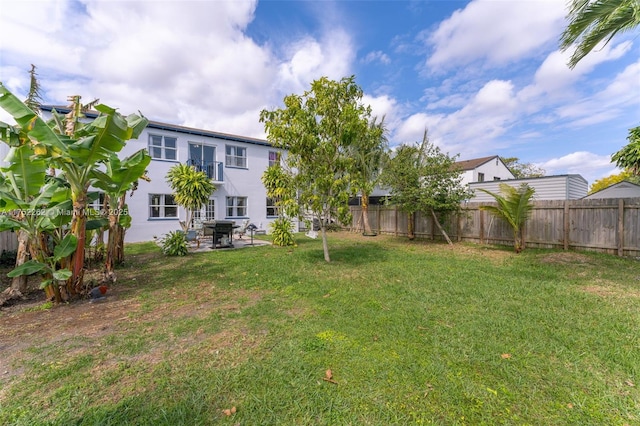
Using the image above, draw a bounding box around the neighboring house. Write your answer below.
[583,181,640,199]
[454,155,515,185]
[36,106,282,242]
[469,174,588,202]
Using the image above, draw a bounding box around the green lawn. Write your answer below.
[1,233,639,425]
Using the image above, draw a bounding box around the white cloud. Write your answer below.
[541,151,614,183]
[426,0,565,70]
[362,50,391,65]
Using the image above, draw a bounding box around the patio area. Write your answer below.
[188,235,271,253]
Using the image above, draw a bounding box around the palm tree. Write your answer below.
[350,116,388,236]
[166,163,216,232]
[479,183,536,253]
[560,0,640,69]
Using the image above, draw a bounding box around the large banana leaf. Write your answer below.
[1,144,47,199]
[0,83,67,152]
[91,149,151,196]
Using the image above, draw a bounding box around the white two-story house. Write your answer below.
[454,155,515,185]
[37,106,282,242]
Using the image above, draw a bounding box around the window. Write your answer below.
[478,172,485,182]
[149,194,178,218]
[226,196,247,217]
[193,199,215,223]
[149,134,177,160]
[225,145,247,168]
[268,151,281,167]
[494,177,501,181]
[266,197,279,217]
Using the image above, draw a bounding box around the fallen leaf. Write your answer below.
[326,369,333,379]
[501,353,511,359]
[625,379,635,387]
[567,403,574,409]
[222,409,231,416]
[231,406,237,414]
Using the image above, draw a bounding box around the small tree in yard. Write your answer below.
[260,76,371,262]
[166,163,216,232]
[381,131,470,242]
[479,183,536,253]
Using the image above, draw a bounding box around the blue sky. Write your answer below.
[1,0,638,184]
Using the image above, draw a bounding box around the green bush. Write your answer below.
[161,231,189,256]
[270,217,296,247]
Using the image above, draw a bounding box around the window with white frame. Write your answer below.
[148,134,177,160]
[149,194,178,218]
[226,196,247,217]
[477,172,485,182]
[268,151,281,167]
[193,199,215,223]
[225,145,247,168]
[266,197,279,217]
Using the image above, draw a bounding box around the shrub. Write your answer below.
[270,217,296,247]
[161,231,189,256]
[0,250,17,266]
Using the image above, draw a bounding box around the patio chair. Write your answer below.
[234,219,250,239]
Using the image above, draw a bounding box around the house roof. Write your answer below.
[585,180,640,198]
[453,155,499,171]
[40,105,272,147]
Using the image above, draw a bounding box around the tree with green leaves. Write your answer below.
[612,125,640,176]
[560,0,640,69]
[260,76,371,262]
[500,157,546,178]
[381,131,470,242]
[479,183,536,253]
[350,116,388,235]
[262,163,296,247]
[589,169,639,193]
[166,163,216,232]
[0,84,148,295]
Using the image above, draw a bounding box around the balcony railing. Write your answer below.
[187,159,224,182]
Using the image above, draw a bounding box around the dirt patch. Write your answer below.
[538,252,595,265]
[580,282,640,299]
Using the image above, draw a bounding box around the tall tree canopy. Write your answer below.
[612,125,640,175]
[501,157,546,179]
[560,0,640,68]
[260,75,372,262]
[381,131,470,241]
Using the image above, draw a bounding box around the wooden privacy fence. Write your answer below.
[349,198,640,257]
[0,230,18,254]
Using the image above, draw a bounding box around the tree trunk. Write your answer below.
[361,192,374,235]
[104,212,118,283]
[0,230,29,306]
[321,222,331,262]
[430,209,453,245]
[407,212,415,240]
[69,191,88,294]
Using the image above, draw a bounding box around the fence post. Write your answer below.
[563,201,569,251]
[376,205,380,234]
[394,206,398,237]
[456,212,462,242]
[479,210,485,244]
[618,199,624,257]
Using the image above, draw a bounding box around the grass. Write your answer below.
[1,233,639,425]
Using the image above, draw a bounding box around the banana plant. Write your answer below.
[0,145,73,302]
[91,149,151,281]
[7,233,77,296]
[0,83,148,293]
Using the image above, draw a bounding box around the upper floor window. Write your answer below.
[478,172,485,182]
[149,134,177,160]
[225,145,247,168]
[149,194,178,219]
[266,197,279,217]
[493,177,501,181]
[226,196,247,217]
[268,151,281,167]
